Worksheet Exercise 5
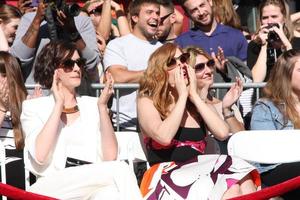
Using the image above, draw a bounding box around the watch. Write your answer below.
[223,108,235,120]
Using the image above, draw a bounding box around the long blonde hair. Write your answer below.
[263,49,300,128]
[138,43,178,119]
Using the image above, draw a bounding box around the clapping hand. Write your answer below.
[51,70,65,108]
[222,77,243,110]
[98,72,114,107]
[211,46,227,73]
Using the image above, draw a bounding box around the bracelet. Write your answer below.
[223,112,235,120]
[222,108,235,120]
[116,10,126,18]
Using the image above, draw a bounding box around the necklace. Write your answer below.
[62,105,79,114]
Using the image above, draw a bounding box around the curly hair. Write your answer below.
[0,51,27,150]
[34,41,79,89]
[263,49,300,128]
[138,43,179,119]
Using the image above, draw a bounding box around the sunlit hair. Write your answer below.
[183,46,212,68]
[257,0,293,39]
[263,49,300,128]
[34,41,79,89]
[0,51,27,150]
[0,4,22,24]
[138,43,178,119]
[212,0,241,30]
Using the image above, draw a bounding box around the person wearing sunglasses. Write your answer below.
[183,46,245,154]
[137,43,259,199]
[21,41,142,199]
[156,0,176,43]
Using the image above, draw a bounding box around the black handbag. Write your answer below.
[65,157,92,168]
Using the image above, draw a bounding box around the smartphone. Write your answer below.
[30,0,39,7]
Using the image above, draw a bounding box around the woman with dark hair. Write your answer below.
[21,41,142,199]
[138,43,259,199]
[251,49,300,199]
[0,4,22,51]
[0,51,27,189]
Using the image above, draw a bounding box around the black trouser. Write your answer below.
[261,162,300,200]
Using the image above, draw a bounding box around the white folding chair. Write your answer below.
[227,130,300,164]
[115,131,148,171]
[0,141,7,200]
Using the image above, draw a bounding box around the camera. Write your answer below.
[45,0,81,18]
[266,23,282,49]
[44,0,81,41]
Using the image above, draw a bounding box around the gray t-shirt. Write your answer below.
[104,34,162,129]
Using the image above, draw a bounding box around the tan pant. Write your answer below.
[29,161,142,200]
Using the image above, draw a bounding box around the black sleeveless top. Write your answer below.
[146,126,207,166]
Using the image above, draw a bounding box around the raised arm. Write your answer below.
[111,1,131,36]
[0,27,9,51]
[221,78,245,133]
[98,72,117,160]
[33,71,65,165]
[137,67,188,145]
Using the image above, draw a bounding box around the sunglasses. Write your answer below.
[88,6,102,15]
[61,58,86,72]
[159,12,173,25]
[194,59,215,72]
[167,53,190,67]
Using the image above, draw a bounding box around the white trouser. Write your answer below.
[29,161,142,200]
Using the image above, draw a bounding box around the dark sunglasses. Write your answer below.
[194,59,215,72]
[61,58,86,72]
[159,12,173,25]
[167,53,190,67]
[88,6,102,15]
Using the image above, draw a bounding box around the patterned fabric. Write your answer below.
[141,155,260,200]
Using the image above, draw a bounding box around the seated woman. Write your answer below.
[0,4,22,51]
[251,49,300,199]
[183,46,245,154]
[137,43,260,199]
[21,41,142,200]
[0,51,27,189]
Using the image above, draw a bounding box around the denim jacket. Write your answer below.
[250,99,294,173]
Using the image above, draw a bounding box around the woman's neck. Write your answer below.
[61,86,77,107]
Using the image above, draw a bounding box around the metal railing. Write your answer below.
[26,82,267,131]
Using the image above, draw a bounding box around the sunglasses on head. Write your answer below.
[194,59,215,72]
[159,12,173,25]
[88,6,102,15]
[61,58,86,72]
[167,52,190,67]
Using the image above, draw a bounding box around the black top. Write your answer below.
[146,126,206,166]
[247,37,300,81]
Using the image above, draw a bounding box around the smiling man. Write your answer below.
[176,0,248,62]
[103,0,162,130]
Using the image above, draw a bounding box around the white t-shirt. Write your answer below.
[104,34,162,129]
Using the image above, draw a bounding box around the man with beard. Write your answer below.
[156,0,177,43]
[176,0,248,62]
[103,0,162,130]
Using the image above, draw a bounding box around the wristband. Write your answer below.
[223,108,235,120]
[116,10,126,18]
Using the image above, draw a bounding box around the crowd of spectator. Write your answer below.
[0,0,300,199]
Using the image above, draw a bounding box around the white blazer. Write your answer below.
[21,95,103,177]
